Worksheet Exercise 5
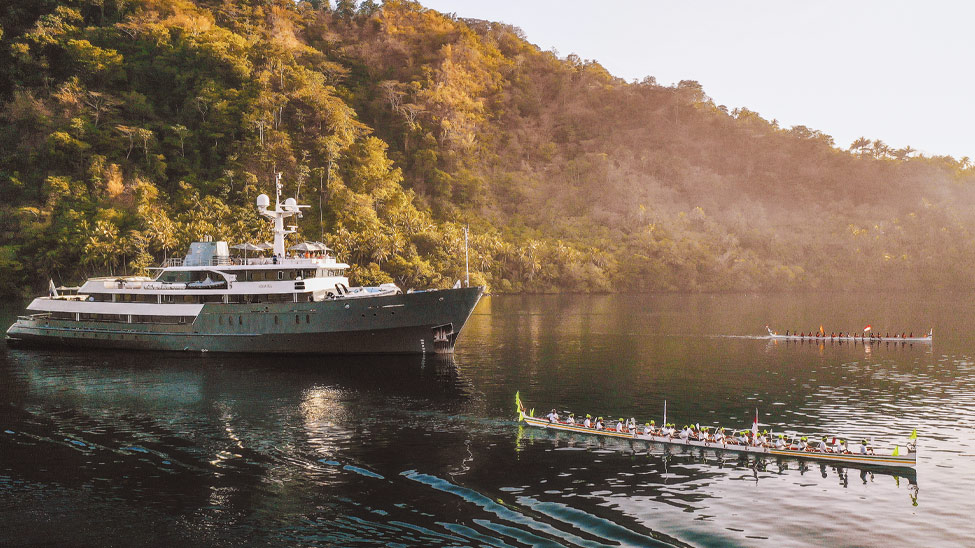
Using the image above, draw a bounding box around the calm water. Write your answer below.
[1,294,974,547]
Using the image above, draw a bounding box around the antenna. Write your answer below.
[257,173,309,258]
[275,172,283,209]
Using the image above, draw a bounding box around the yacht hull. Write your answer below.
[6,287,483,355]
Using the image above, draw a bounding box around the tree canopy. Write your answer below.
[2,0,975,297]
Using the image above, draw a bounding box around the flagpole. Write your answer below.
[663,400,667,428]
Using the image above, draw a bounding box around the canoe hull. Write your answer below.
[521,416,917,470]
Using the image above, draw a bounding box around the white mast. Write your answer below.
[257,173,308,257]
[463,225,470,288]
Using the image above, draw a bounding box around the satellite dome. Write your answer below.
[256,194,270,208]
[284,197,297,207]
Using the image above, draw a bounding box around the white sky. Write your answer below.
[419,0,975,159]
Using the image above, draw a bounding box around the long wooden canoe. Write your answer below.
[516,398,917,470]
[765,326,932,343]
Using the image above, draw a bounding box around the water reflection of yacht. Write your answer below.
[6,185,481,354]
[5,349,470,404]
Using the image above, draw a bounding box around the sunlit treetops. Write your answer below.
[1,0,974,297]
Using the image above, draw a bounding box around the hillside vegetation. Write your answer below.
[2,0,975,296]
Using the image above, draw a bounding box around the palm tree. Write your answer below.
[871,139,890,159]
[892,145,916,161]
[849,137,871,156]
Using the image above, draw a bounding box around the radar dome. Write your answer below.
[256,194,270,208]
[284,197,297,209]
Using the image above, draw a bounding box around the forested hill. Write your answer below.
[2,0,975,297]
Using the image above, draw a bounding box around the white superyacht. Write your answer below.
[6,189,482,354]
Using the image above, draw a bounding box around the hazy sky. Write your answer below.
[420,1,974,159]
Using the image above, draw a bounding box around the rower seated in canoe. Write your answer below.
[755,430,769,447]
[714,427,726,443]
[816,436,831,452]
[700,426,712,442]
[546,409,559,423]
[833,438,848,454]
[858,440,874,455]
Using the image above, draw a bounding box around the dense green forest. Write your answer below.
[2,0,975,297]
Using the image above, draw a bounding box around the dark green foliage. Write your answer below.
[1,0,974,297]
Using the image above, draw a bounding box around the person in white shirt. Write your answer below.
[643,422,652,436]
[566,414,575,425]
[546,409,559,423]
[615,419,624,433]
[798,437,808,451]
[858,440,873,455]
[583,415,592,428]
[817,436,829,452]
[774,434,786,449]
[595,418,604,430]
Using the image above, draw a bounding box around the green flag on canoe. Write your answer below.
[892,446,900,456]
[909,428,917,440]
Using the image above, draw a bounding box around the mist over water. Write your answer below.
[2,293,974,546]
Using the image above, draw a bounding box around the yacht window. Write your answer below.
[277,271,283,280]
